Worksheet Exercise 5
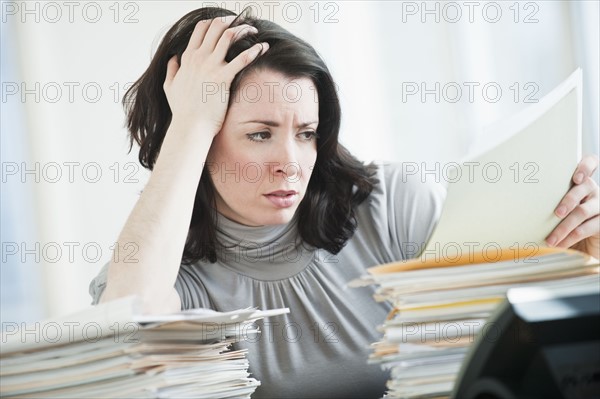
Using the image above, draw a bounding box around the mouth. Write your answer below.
[263,190,299,208]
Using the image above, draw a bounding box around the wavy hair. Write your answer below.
[123,7,378,264]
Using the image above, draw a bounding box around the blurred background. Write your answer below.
[2,0,599,322]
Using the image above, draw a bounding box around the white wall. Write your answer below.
[1,0,598,320]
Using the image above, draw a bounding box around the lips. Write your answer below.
[264,190,298,208]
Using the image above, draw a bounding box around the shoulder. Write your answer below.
[175,263,215,310]
[368,161,446,215]
[353,161,447,259]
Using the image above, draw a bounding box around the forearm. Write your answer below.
[100,120,214,311]
[99,16,266,312]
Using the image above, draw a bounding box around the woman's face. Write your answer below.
[207,68,319,226]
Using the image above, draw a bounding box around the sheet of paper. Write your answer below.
[422,69,582,259]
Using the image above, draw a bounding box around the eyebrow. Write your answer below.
[242,120,319,128]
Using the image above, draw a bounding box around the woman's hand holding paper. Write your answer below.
[546,154,600,259]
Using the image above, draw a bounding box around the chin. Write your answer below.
[258,209,297,226]
[222,198,303,226]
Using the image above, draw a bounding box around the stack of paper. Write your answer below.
[348,68,595,398]
[350,247,599,398]
[1,297,289,398]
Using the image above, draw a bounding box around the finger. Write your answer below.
[185,19,213,52]
[201,15,237,53]
[164,55,179,88]
[224,42,269,77]
[573,154,599,184]
[554,176,598,218]
[213,24,258,60]
[552,215,600,249]
[546,198,600,246]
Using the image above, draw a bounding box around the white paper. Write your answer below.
[422,69,582,259]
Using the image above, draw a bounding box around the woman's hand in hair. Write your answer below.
[163,15,268,137]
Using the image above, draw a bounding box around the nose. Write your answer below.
[272,136,300,182]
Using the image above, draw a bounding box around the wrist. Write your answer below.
[169,116,221,139]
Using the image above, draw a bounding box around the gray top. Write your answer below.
[90,162,446,398]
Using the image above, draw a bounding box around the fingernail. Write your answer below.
[556,205,567,217]
[546,236,556,246]
[575,172,584,183]
[249,43,264,57]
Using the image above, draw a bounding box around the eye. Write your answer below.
[298,131,319,141]
[247,131,271,142]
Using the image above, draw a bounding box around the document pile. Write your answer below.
[351,248,599,398]
[349,69,600,398]
[1,296,289,398]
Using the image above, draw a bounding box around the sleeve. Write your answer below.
[380,162,447,260]
[88,262,109,305]
[88,262,212,311]
[174,264,215,310]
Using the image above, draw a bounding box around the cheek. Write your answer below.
[208,143,263,194]
[207,138,249,177]
[206,141,237,194]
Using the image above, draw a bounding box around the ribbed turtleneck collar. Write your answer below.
[214,213,316,280]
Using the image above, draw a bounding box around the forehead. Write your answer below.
[228,69,319,123]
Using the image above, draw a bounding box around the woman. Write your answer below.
[90,7,600,398]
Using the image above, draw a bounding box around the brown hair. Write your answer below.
[123,7,378,264]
